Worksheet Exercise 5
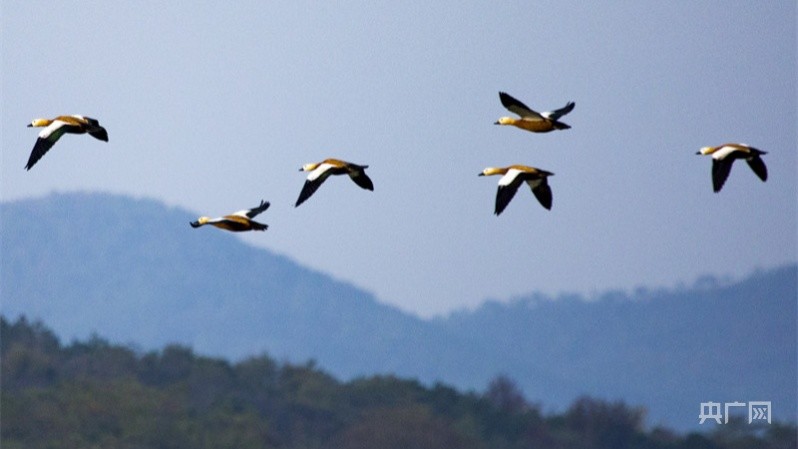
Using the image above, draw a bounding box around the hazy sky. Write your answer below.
[2,2,795,317]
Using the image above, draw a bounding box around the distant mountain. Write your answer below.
[2,192,795,430]
[0,192,433,371]
[437,268,797,429]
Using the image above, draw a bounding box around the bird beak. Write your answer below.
[26,123,33,127]
[695,151,702,155]
[493,121,500,125]
[478,172,485,176]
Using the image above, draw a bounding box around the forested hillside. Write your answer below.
[2,316,794,449]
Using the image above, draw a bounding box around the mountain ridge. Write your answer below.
[2,191,795,430]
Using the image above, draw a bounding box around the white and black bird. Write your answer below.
[190,200,270,232]
[479,165,554,215]
[295,158,373,207]
[494,92,574,133]
[25,115,108,170]
[696,143,767,192]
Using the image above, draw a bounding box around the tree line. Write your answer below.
[2,315,794,449]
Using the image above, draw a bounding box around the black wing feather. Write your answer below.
[25,137,57,170]
[711,159,734,192]
[547,102,575,121]
[88,126,109,142]
[494,179,523,215]
[499,91,537,117]
[246,200,270,218]
[529,179,553,210]
[746,156,768,182]
[295,179,326,207]
[349,170,374,191]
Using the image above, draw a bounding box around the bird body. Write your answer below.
[25,115,108,170]
[696,143,767,192]
[190,200,270,232]
[494,92,574,133]
[480,165,554,214]
[295,158,373,207]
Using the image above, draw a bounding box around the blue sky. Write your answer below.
[2,1,795,317]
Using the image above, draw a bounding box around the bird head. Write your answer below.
[190,217,211,228]
[300,162,321,172]
[28,118,52,128]
[697,146,714,156]
[479,167,506,177]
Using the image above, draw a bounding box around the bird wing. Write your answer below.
[499,92,544,120]
[348,167,374,191]
[295,180,326,207]
[711,158,734,192]
[88,127,109,142]
[244,200,270,218]
[542,102,575,121]
[295,164,334,207]
[25,121,71,170]
[494,169,525,215]
[746,156,768,182]
[76,116,109,141]
[527,178,553,210]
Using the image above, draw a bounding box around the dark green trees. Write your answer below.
[2,316,794,449]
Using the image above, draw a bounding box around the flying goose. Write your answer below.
[295,158,373,207]
[479,165,554,215]
[25,115,108,170]
[494,92,574,133]
[190,200,270,232]
[696,143,767,192]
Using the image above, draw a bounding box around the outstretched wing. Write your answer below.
[295,165,333,207]
[295,179,327,207]
[746,156,768,182]
[25,121,70,170]
[528,178,553,210]
[245,200,270,218]
[542,101,575,121]
[88,126,109,142]
[499,92,543,120]
[494,170,525,215]
[711,159,734,192]
[348,167,374,191]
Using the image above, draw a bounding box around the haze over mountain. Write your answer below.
[2,192,795,430]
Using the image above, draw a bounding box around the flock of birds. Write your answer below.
[25,92,768,232]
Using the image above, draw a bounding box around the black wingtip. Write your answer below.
[89,127,109,142]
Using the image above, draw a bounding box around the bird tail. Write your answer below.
[553,121,571,130]
[251,221,268,231]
